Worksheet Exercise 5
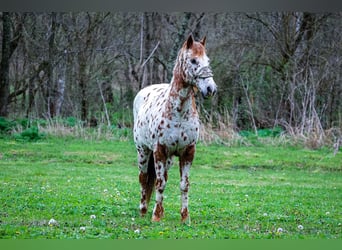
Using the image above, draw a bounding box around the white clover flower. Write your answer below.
[90,214,96,219]
[103,189,108,193]
[263,213,268,217]
[134,229,140,234]
[277,227,283,233]
[298,225,304,230]
[48,218,58,226]
[131,217,135,221]
[326,211,330,215]
[80,226,86,231]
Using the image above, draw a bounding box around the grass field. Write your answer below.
[0,136,341,239]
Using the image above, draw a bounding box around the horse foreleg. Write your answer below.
[180,163,191,223]
[152,166,167,222]
[180,144,195,223]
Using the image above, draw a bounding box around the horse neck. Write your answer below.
[167,65,197,117]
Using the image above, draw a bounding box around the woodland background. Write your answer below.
[0,12,341,147]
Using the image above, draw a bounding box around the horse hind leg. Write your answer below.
[152,144,168,222]
[138,151,155,217]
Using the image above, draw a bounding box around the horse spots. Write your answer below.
[153,203,164,221]
[183,136,187,141]
[155,143,167,162]
[156,179,163,190]
[181,144,195,164]
[181,207,188,221]
[139,171,146,184]
[180,178,189,192]
[164,171,168,182]
[152,134,155,139]
[141,206,147,215]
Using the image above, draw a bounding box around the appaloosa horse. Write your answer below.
[133,35,217,222]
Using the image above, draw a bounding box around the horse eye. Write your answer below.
[190,58,198,65]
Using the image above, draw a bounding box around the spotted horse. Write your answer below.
[133,35,217,223]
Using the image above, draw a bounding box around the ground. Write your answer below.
[0,137,341,239]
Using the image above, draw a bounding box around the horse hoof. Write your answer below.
[152,215,161,222]
[140,207,147,217]
[181,215,191,225]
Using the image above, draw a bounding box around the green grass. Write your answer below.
[0,137,341,239]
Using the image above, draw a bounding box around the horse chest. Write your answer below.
[153,117,199,152]
[133,84,200,153]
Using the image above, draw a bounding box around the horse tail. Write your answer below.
[146,153,156,204]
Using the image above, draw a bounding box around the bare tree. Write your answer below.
[0,13,23,117]
[0,12,340,144]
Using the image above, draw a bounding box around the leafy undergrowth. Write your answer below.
[0,137,341,239]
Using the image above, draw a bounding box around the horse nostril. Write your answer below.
[207,86,212,94]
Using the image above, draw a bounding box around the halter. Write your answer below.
[188,65,214,90]
[195,65,214,80]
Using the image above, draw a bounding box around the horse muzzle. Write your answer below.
[198,77,217,99]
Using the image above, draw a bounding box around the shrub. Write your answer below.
[239,127,284,138]
[0,117,16,134]
[64,117,77,127]
[15,126,45,141]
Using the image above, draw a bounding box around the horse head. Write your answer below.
[181,35,217,99]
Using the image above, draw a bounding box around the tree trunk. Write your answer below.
[0,13,11,117]
[168,12,191,73]
[47,12,57,118]
[79,59,88,122]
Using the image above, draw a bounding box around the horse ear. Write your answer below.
[200,36,206,46]
[186,34,194,49]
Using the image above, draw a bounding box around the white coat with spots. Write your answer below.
[133,35,217,222]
